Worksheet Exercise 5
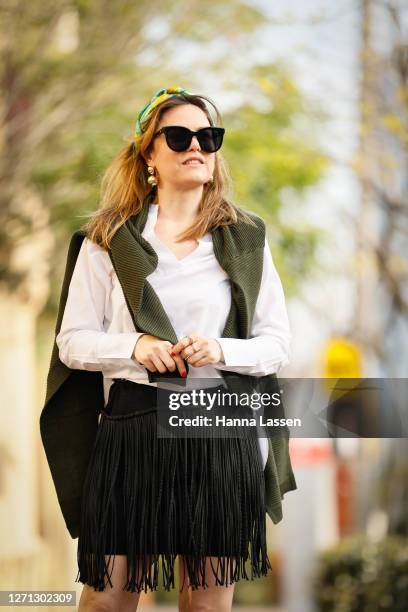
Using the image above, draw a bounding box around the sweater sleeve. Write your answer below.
[56,237,146,372]
[213,238,292,376]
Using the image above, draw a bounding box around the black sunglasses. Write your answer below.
[153,125,225,153]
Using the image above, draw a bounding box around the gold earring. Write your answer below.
[147,165,158,186]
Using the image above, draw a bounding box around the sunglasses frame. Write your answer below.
[153,125,225,153]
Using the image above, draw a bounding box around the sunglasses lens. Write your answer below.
[165,127,191,151]
[198,128,224,152]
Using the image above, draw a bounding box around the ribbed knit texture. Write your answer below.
[40,193,297,539]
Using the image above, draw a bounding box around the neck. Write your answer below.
[153,185,203,223]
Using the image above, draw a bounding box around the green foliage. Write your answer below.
[223,63,329,291]
[313,534,408,612]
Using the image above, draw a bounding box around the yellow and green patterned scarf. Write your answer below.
[134,86,189,138]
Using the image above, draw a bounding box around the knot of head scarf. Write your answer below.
[134,86,190,139]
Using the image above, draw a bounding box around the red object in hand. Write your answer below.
[181,371,187,378]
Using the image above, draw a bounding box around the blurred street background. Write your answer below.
[0,0,407,610]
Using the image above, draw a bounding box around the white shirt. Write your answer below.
[56,203,292,468]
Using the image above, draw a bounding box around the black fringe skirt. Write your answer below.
[75,378,272,593]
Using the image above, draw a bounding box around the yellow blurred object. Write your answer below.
[322,337,362,379]
[320,337,363,396]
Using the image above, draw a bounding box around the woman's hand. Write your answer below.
[133,334,187,376]
[170,334,225,368]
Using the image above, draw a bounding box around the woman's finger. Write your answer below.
[189,357,210,368]
[186,349,207,366]
[172,353,187,376]
[159,347,177,372]
[150,354,168,374]
[143,359,157,372]
[180,343,197,360]
[171,335,198,355]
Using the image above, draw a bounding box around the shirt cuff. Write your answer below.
[214,338,256,367]
[96,332,145,360]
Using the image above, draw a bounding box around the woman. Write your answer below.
[50,87,295,611]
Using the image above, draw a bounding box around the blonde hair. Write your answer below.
[82,92,256,250]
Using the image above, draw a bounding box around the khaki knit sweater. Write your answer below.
[40,195,297,539]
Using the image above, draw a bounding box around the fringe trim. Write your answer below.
[75,408,272,593]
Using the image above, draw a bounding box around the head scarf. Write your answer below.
[134,86,190,139]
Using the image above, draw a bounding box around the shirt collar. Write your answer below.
[144,202,211,243]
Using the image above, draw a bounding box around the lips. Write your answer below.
[182,156,204,164]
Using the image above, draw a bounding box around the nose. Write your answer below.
[188,136,201,151]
